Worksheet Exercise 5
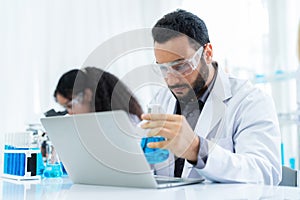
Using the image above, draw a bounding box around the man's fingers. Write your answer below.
[141,120,177,129]
[141,113,182,121]
[147,140,169,149]
[147,127,173,139]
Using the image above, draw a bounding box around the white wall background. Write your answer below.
[0,0,182,134]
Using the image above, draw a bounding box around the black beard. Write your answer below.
[192,66,209,97]
[173,60,209,102]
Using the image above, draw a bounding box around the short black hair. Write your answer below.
[152,9,210,50]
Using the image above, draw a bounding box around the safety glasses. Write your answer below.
[64,92,84,110]
[155,46,203,78]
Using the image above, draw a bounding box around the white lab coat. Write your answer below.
[151,67,282,185]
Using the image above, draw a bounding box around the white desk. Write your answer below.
[0,177,299,200]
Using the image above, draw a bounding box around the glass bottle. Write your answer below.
[42,141,63,178]
[140,104,169,164]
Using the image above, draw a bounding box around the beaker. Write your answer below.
[43,141,63,178]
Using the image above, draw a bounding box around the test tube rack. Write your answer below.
[2,145,41,181]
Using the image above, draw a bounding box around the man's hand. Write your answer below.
[140,113,200,162]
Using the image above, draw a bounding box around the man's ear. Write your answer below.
[84,88,93,102]
[204,43,213,64]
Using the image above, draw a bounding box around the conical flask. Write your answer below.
[140,104,169,164]
[43,141,63,178]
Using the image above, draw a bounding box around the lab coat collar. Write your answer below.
[161,66,232,178]
[165,66,232,136]
[194,67,232,138]
[182,67,232,178]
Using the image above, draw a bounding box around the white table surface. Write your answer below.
[0,177,300,200]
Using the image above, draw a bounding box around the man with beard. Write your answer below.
[140,9,281,185]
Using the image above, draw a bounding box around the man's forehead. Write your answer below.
[154,36,195,63]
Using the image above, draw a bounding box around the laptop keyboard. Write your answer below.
[156,179,184,184]
[155,177,184,184]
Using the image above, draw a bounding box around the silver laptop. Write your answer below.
[40,110,204,188]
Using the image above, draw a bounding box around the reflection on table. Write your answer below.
[0,177,300,200]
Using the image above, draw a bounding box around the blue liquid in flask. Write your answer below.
[43,163,63,178]
[141,136,169,164]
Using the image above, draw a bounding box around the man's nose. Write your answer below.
[165,72,181,85]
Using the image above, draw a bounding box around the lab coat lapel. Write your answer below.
[194,68,231,140]
[182,96,227,178]
[166,95,176,114]
[182,68,232,178]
